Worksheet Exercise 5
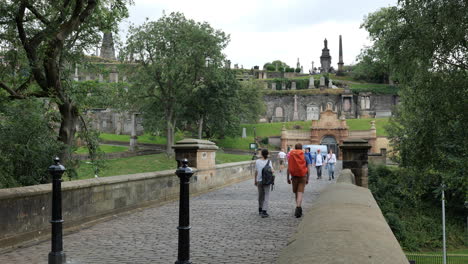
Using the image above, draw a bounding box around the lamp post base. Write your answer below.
[175,261,192,264]
[48,251,66,264]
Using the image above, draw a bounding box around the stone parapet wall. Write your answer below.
[0,161,254,250]
[277,170,408,264]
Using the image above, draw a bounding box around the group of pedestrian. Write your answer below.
[254,144,337,218]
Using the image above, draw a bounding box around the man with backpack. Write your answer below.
[254,149,275,218]
[286,143,309,218]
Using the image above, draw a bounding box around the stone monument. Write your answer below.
[319,76,326,88]
[271,83,276,90]
[309,77,315,89]
[100,32,116,60]
[242,127,247,138]
[337,35,344,75]
[293,95,299,121]
[320,38,332,73]
[328,79,333,88]
[291,82,296,90]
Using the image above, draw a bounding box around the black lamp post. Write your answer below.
[48,157,66,264]
[175,159,194,264]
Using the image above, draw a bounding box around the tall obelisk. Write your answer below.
[337,35,344,75]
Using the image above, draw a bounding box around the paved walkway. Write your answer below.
[0,163,340,264]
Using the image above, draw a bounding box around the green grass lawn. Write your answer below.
[347,118,389,136]
[239,118,389,138]
[99,132,184,144]
[73,152,251,180]
[75,145,128,154]
[97,118,389,152]
[405,249,468,264]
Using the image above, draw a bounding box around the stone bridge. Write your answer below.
[0,139,408,263]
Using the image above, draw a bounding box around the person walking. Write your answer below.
[325,149,337,180]
[286,143,309,218]
[304,147,313,179]
[254,149,274,218]
[314,149,323,179]
[278,149,286,173]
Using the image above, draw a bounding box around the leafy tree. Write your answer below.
[237,80,265,123]
[0,0,130,152]
[352,46,390,83]
[122,12,229,154]
[363,0,467,213]
[263,60,289,71]
[0,99,64,188]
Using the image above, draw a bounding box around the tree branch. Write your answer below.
[24,2,50,25]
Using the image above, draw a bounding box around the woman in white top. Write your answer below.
[325,149,337,180]
[254,149,274,218]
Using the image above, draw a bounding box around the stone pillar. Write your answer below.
[172,139,218,170]
[293,95,299,121]
[339,139,371,188]
[129,113,138,151]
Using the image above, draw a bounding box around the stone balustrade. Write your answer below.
[277,169,408,264]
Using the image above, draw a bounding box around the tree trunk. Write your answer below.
[58,101,79,159]
[198,116,204,139]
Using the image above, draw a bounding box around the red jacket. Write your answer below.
[288,149,308,176]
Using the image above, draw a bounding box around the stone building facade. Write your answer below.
[280,105,382,159]
[264,92,398,122]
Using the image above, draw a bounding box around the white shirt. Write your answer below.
[326,153,337,164]
[255,159,273,182]
[278,151,286,159]
[315,153,323,166]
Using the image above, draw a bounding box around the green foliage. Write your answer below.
[285,67,294,73]
[264,60,289,71]
[238,80,266,123]
[295,68,301,73]
[0,0,131,148]
[349,83,399,94]
[369,164,466,251]
[352,46,390,83]
[0,99,64,188]
[362,0,467,215]
[122,12,230,153]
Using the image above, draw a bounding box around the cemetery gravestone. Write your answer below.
[306,105,320,120]
[309,77,315,89]
[291,82,296,90]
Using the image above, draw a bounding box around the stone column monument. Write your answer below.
[320,38,332,73]
[337,35,344,75]
[293,95,299,121]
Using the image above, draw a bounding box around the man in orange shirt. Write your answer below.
[286,143,309,218]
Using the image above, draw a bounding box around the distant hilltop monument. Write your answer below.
[320,38,331,73]
[337,35,344,75]
[100,32,116,60]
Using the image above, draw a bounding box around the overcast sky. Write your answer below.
[119,0,397,71]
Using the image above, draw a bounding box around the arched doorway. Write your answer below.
[321,136,338,158]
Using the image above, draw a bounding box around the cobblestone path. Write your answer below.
[0,162,340,264]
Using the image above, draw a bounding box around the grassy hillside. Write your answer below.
[239,118,389,138]
[74,152,251,180]
[97,118,390,151]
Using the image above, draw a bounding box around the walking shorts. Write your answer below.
[292,176,307,193]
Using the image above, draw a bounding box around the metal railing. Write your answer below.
[405,253,468,264]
